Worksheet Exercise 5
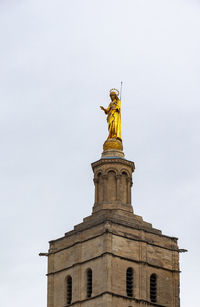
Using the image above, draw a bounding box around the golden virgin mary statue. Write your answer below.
[100,88,123,152]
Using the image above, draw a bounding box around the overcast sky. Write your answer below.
[0,1,199,306]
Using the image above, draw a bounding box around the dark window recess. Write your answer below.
[126,267,134,297]
[150,274,157,303]
[66,275,72,304]
[87,269,92,298]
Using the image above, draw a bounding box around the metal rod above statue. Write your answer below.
[100,88,124,157]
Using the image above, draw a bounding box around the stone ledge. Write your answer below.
[49,227,180,256]
[92,202,133,213]
[64,291,168,306]
[47,251,180,276]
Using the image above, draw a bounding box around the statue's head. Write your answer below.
[110,88,119,101]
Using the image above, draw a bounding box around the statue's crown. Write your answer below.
[110,88,119,96]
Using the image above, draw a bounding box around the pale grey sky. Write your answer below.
[0,1,199,306]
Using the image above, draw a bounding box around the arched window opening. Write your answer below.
[66,275,72,305]
[121,172,128,204]
[126,267,133,297]
[107,170,117,202]
[86,268,92,298]
[97,173,103,203]
[150,274,157,303]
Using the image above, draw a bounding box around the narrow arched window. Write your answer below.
[126,267,133,297]
[150,274,157,303]
[121,172,128,204]
[86,268,92,298]
[107,171,117,202]
[66,275,72,304]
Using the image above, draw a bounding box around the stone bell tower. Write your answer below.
[42,90,184,307]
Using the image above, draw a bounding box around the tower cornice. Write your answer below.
[91,157,135,172]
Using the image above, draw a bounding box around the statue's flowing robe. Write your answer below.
[104,99,122,141]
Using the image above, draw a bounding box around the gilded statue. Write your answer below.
[100,89,122,142]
